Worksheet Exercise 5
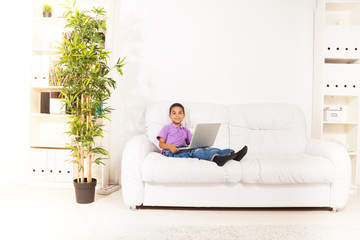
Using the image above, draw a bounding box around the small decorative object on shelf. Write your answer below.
[42,4,52,17]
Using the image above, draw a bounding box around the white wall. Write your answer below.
[109,0,316,183]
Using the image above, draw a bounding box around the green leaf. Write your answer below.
[85,77,92,86]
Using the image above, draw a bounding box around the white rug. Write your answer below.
[98,224,360,240]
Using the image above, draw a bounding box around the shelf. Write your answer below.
[32,48,57,53]
[323,121,358,125]
[29,119,70,148]
[326,2,360,12]
[30,113,69,118]
[30,85,63,90]
[33,17,65,21]
[326,2,360,25]
[323,93,360,97]
[30,145,68,149]
[323,124,358,155]
[325,58,360,64]
[324,94,359,97]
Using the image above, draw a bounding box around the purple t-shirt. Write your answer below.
[157,123,193,154]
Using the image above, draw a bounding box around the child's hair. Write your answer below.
[169,103,185,114]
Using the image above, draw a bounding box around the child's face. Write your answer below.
[169,106,185,125]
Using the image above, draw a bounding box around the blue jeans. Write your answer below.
[164,145,234,161]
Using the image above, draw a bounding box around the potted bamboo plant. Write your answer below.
[52,1,125,204]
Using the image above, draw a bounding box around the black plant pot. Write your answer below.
[73,178,97,204]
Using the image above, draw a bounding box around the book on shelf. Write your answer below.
[40,92,50,114]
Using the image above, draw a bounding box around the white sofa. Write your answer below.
[121,101,351,211]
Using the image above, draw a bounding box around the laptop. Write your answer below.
[177,123,221,150]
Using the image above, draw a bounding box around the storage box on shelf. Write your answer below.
[323,95,358,123]
[323,62,360,96]
[324,26,360,59]
[323,107,343,122]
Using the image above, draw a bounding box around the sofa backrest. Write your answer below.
[145,101,230,150]
[228,103,307,154]
[145,101,307,154]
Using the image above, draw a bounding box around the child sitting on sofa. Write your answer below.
[157,103,248,167]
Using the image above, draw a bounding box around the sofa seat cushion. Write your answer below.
[241,154,335,184]
[141,152,242,183]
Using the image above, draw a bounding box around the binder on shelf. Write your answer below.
[41,55,50,83]
[40,92,50,114]
[38,150,48,179]
[29,148,39,179]
[31,54,51,86]
[54,149,73,181]
[29,148,48,180]
[32,55,42,82]
[323,63,360,95]
[47,150,57,180]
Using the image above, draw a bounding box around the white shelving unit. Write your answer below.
[29,0,113,187]
[313,0,360,193]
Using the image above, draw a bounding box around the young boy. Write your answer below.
[157,103,248,167]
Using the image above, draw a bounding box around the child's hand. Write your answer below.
[169,144,179,153]
[158,138,180,153]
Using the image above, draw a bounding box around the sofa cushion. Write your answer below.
[141,152,242,183]
[241,154,335,184]
[228,103,307,154]
[145,101,230,150]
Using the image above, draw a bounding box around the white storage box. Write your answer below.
[323,63,360,95]
[324,107,343,122]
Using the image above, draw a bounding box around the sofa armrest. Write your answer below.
[305,139,351,209]
[121,134,159,207]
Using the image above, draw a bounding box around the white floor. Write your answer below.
[1,183,360,240]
